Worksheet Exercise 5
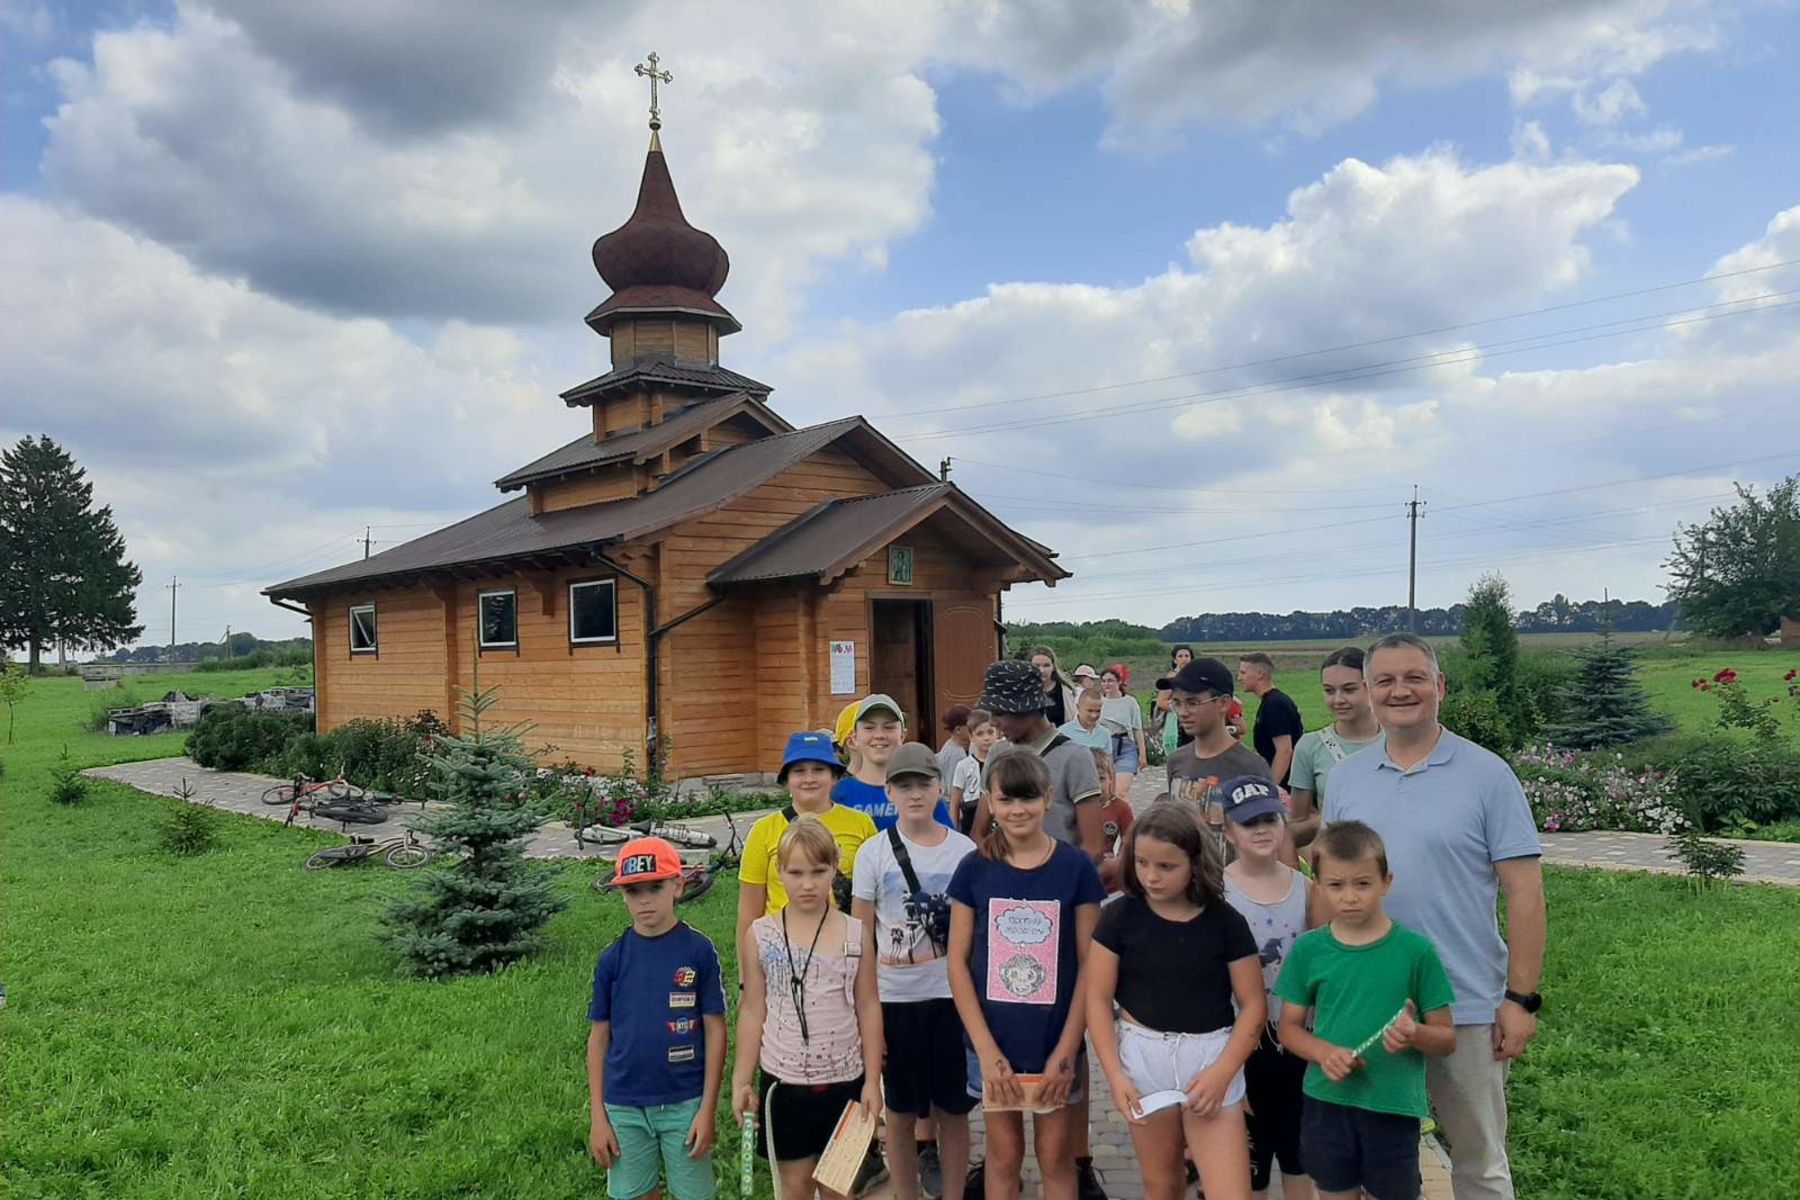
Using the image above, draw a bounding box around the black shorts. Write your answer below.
[757,1073,863,1162]
[1243,1034,1307,1191]
[881,999,978,1119]
[1300,1096,1421,1200]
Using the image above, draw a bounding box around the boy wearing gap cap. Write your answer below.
[852,742,979,1200]
[587,837,728,1200]
[834,693,954,831]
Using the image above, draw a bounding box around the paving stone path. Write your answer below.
[1540,829,1800,885]
[82,756,772,864]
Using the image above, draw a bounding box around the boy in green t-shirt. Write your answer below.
[1276,821,1456,1200]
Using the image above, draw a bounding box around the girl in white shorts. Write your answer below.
[1085,802,1267,1200]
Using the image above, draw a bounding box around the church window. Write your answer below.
[479,590,519,649]
[570,579,618,644]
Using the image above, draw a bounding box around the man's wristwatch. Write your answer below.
[1504,989,1543,1014]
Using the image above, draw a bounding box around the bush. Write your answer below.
[86,689,139,732]
[193,646,312,672]
[278,711,442,797]
[1441,687,1518,754]
[1512,742,1684,834]
[1618,734,1800,835]
[186,705,313,771]
[1665,826,1746,890]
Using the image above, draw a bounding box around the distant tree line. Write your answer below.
[105,632,313,666]
[1017,597,1679,647]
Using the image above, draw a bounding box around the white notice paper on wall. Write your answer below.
[830,641,856,695]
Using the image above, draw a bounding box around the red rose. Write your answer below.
[1713,668,1738,683]
[1785,669,1797,682]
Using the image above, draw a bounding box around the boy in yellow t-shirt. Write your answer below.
[735,732,877,955]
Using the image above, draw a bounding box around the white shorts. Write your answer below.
[1116,1019,1247,1108]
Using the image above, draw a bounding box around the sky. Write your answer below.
[5,0,1800,646]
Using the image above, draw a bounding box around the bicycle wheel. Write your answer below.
[384,843,432,869]
[262,783,299,807]
[306,846,367,870]
[635,821,716,849]
[676,867,715,905]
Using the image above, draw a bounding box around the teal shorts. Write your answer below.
[603,1097,715,1200]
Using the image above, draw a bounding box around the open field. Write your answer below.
[5,664,1800,1197]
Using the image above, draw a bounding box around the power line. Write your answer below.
[864,255,1800,420]
[1060,449,1800,563]
[891,293,1800,440]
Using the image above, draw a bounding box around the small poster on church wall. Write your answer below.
[830,640,856,695]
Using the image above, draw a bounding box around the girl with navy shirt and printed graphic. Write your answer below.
[946,751,1103,1200]
[1086,802,1266,1200]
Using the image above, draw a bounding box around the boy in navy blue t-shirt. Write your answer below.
[588,837,728,1200]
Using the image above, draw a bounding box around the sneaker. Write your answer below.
[917,1142,943,1200]
[1076,1158,1108,1200]
[853,1146,890,1198]
[965,1158,985,1199]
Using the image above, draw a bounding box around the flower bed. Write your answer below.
[1513,742,1685,834]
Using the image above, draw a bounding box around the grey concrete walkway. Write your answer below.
[1541,829,1800,886]
[83,757,771,862]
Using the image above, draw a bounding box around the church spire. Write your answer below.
[585,52,739,350]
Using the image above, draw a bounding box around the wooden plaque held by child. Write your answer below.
[810,1100,880,1194]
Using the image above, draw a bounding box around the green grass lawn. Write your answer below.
[6,667,1800,1197]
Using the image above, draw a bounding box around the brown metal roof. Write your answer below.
[560,357,771,406]
[709,483,1068,587]
[492,393,791,492]
[268,417,887,599]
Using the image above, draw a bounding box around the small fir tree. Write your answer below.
[1541,630,1672,749]
[48,746,88,806]
[381,680,565,977]
[159,778,220,856]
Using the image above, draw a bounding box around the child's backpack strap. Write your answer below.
[887,825,925,896]
[1041,733,1073,755]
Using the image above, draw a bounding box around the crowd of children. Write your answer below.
[586,655,1461,1200]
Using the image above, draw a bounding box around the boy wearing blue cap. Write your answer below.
[737,732,879,955]
[1221,776,1315,1200]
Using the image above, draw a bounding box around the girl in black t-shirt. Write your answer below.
[1085,803,1266,1200]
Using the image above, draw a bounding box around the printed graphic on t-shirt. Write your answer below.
[881,890,951,967]
[986,898,1059,1005]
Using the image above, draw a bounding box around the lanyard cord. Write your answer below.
[781,907,829,1045]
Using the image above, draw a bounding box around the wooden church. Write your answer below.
[266,103,1067,780]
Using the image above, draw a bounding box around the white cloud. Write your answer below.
[1573,79,1647,126]
[773,147,1799,621]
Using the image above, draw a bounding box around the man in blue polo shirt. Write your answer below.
[1322,632,1546,1200]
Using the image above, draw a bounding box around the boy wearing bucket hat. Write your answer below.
[737,733,879,954]
[588,837,728,1200]
[970,660,1106,860]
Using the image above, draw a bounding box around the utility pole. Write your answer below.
[938,456,953,482]
[166,576,181,652]
[363,526,373,559]
[1406,487,1426,632]
[224,625,232,660]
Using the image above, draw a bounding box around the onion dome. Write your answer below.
[587,132,740,337]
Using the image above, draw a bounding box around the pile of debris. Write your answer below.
[106,692,212,737]
[106,686,316,736]
[242,687,315,714]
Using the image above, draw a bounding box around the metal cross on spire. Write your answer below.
[634,52,673,131]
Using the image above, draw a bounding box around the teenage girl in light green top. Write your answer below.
[1287,646,1384,858]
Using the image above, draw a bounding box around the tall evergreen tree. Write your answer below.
[382,680,566,977]
[0,436,143,671]
[1541,630,1673,749]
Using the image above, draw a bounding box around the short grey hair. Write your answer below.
[1364,632,1441,677]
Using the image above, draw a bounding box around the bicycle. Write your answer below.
[284,785,391,830]
[262,773,365,808]
[590,810,740,905]
[305,829,433,870]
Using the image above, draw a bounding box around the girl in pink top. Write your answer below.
[733,817,883,1199]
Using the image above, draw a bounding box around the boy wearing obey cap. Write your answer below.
[587,837,728,1200]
